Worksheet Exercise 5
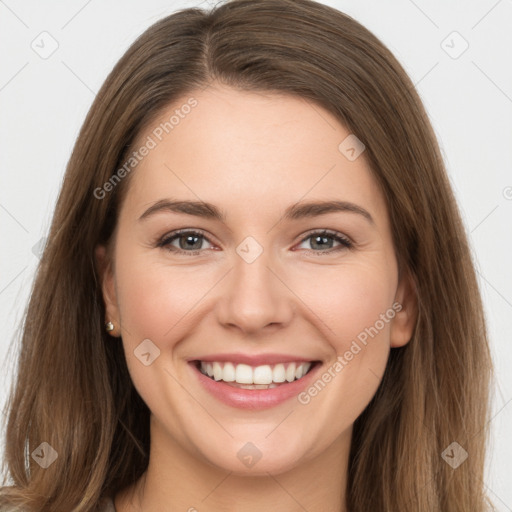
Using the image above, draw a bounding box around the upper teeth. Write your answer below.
[200,361,312,384]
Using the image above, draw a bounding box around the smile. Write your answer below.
[198,361,313,389]
[190,359,321,409]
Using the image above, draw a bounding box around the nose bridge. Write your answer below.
[215,235,293,334]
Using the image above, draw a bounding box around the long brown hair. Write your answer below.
[0,0,495,510]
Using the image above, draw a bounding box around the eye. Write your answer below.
[157,228,353,257]
[295,230,352,254]
[157,229,214,255]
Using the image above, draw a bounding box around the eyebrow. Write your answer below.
[138,198,374,224]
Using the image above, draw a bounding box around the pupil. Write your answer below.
[180,234,201,250]
[312,235,332,250]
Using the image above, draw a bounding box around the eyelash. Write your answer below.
[156,228,353,256]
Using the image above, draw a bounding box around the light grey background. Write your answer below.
[1,0,511,506]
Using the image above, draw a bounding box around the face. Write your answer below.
[97,84,416,475]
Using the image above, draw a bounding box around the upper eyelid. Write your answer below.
[160,228,212,244]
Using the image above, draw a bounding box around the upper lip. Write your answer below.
[189,353,319,366]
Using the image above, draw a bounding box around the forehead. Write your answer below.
[124,85,386,222]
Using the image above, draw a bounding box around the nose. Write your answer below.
[215,244,295,337]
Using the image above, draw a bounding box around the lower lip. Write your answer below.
[190,361,321,410]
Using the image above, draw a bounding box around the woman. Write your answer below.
[0,0,495,510]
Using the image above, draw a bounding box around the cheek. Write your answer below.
[294,264,396,421]
[114,245,205,343]
[113,248,203,427]
[289,258,397,349]
[291,259,397,412]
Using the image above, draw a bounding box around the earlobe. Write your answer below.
[94,244,120,330]
[390,269,418,348]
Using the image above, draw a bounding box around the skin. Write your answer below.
[96,84,417,512]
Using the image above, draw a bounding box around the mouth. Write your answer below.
[189,358,322,409]
[195,360,316,389]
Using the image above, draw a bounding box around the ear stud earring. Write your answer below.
[105,321,115,333]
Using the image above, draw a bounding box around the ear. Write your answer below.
[95,244,120,332]
[390,268,418,348]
